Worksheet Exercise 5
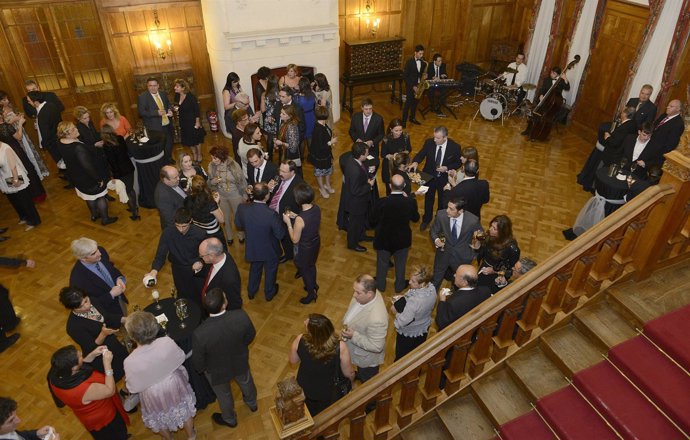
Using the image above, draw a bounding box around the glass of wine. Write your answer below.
[175,299,189,329]
[152,290,162,310]
[495,265,508,288]
[630,162,638,175]
[170,287,177,299]
[438,232,446,252]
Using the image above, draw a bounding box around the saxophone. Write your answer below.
[414,59,429,100]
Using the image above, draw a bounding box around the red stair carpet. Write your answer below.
[498,410,556,440]
[536,387,617,439]
[643,304,690,371]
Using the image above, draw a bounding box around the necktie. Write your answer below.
[201,266,213,303]
[435,66,439,78]
[656,117,669,129]
[511,72,516,85]
[450,218,458,240]
[363,116,369,133]
[269,182,285,211]
[435,145,443,169]
[95,262,114,287]
[153,94,170,125]
[255,167,260,182]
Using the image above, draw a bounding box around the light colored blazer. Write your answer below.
[343,291,389,368]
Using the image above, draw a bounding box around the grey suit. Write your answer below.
[154,181,186,229]
[137,90,174,160]
[343,292,389,381]
[430,210,482,289]
[192,308,257,424]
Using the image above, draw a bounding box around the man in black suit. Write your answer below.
[435,264,492,331]
[235,183,284,301]
[430,198,482,290]
[650,99,685,155]
[373,175,420,293]
[410,126,462,229]
[192,288,257,429]
[442,160,489,221]
[426,53,448,116]
[22,79,64,118]
[137,77,174,162]
[145,208,205,302]
[277,87,306,148]
[268,161,302,262]
[343,142,375,252]
[348,97,385,162]
[246,148,278,187]
[26,91,63,166]
[626,84,657,129]
[621,123,663,179]
[402,44,425,127]
[69,237,128,319]
[154,165,187,229]
[0,396,59,439]
[195,238,242,309]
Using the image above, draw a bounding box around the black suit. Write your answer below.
[413,138,462,223]
[23,91,64,118]
[348,111,385,155]
[435,286,492,331]
[246,160,278,186]
[426,62,448,111]
[600,119,638,166]
[151,224,206,302]
[402,56,425,123]
[651,113,685,155]
[268,175,302,260]
[69,247,127,319]
[36,101,63,163]
[373,192,420,292]
[137,91,174,160]
[426,62,447,79]
[154,181,186,229]
[235,202,284,299]
[584,119,639,191]
[626,98,657,128]
[197,254,242,310]
[621,134,663,179]
[430,210,482,289]
[343,158,372,249]
[442,177,490,221]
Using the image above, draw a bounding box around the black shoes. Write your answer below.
[0,333,20,353]
[129,214,141,221]
[520,129,529,135]
[101,217,118,226]
[0,237,8,242]
[350,246,367,252]
[266,284,279,302]
[410,119,421,125]
[420,222,429,231]
[361,235,374,242]
[212,412,237,428]
[562,228,577,241]
[299,293,317,304]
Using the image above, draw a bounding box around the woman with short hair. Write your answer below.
[390,265,436,360]
[207,145,246,246]
[173,78,205,165]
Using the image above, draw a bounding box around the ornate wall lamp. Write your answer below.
[151,9,172,60]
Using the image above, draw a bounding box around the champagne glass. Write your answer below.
[175,299,189,329]
[438,232,446,252]
[152,290,162,310]
[496,265,508,288]
[630,162,638,175]
[170,287,177,299]
[159,319,168,331]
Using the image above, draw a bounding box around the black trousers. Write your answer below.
[402,90,418,122]
[395,332,428,361]
[0,284,19,333]
[89,411,128,440]
[347,212,366,249]
[5,189,41,226]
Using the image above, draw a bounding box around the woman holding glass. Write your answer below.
[178,152,207,194]
[308,106,335,198]
[275,105,301,173]
[390,265,436,360]
[207,145,247,246]
[381,119,411,194]
[471,214,520,294]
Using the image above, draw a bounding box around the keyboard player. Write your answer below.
[426,53,448,116]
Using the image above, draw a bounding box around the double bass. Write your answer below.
[525,55,580,141]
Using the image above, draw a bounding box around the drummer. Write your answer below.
[497,53,528,106]
[426,53,448,117]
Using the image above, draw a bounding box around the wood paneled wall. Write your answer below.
[571,1,649,141]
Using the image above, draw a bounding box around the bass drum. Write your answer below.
[479,93,507,120]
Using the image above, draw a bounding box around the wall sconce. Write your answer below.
[151,9,172,60]
[362,0,380,37]
[365,17,381,36]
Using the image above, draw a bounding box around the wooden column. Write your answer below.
[611,219,648,278]
[396,369,421,428]
[491,297,526,362]
[468,315,499,378]
[371,388,393,440]
[444,336,473,394]
[515,285,547,345]
[585,235,624,295]
[563,255,597,313]
[420,353,446,411]
[348,408,367,440]
[539,272,571,329]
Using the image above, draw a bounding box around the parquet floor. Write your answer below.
[0,91,594,439]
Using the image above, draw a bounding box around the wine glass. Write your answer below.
[630,162,638,175]
[170,287,177,299]
[175,299,189,329]
[152,290,162,310]
[495,265,508,288]
[437,232,446,252]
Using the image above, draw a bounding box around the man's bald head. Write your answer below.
[666,99,682,116]
[454,264,478,289]
[390,174,405,192]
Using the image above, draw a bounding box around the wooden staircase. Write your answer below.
[399,260,690,440]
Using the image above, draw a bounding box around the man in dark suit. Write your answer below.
[621,123,663,179]
[137,77,174,162]
[268,161,302,262]
[650,99,685,155]
[195,238,242,309]
[410,126,462,229]
[373,175,420,293]
[402,44,425,127]
[26,91,63,166]
[154,166,187,228]
[626,84,657,129]
[145,208,205,303]
[192,288,257,429]
[348,97,385,162]
[235,183,284,301]
[426,53,448,116]
[69,237,127,319]
[246,148,278,187]
[0,396,59,439]
[22,79,64,118]
[430,198,482,290]
[277,87,306,146]
[435,264,491,331]
[343,142,375,252]
[442,160,490,221]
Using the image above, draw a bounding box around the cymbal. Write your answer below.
[504,67,519,74]
[522,83,537,90]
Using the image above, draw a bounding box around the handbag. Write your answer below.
[331,345,352,401]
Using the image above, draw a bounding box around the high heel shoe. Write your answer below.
[326,185,335,194]
[320,187,330,199]
[299,293,317,304]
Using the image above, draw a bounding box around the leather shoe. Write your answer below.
[266,284,279,302]
[295,270,302,279]
[520,130,529,135]
[0,333,20,353]
[248,404,258,412]
[361,235,374,242]
[248,292,256,300]
[101,217,118,226]
[562,228,577,241]
[410,119,421,125]
[0,236,8,242]
[350,246,367,252]
[279,256,291,264]
[0,227,7,234]
[420,222,429,231]
[212,412,237,428]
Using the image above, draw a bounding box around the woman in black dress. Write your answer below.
[0,112,46,202]
[381,118,411,194]
[59,287,128,381]
[100,125,140,220]
[471,214,520,294]
[261,74,280,161]
[74,106,105,149]
[309,106,336,199]
[288,314,355,416]
[174,78,206,165]
[391,152,413,197]
[57,121,117,225]
[283,182,321,304]
[184,174,226,248]
[177,151,207,194]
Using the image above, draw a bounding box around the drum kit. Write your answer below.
[469,67,537,124]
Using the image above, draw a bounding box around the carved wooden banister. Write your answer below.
[294,184,679,440]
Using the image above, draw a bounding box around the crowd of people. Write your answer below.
[0,53,685,439]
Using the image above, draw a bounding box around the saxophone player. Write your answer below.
[426,53,448,117]
[402,44,426,128]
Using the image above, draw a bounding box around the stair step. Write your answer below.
[574,361,684,439]
[536,386,618,439]
[507,346,569,400]
[400,413,452,440]
[574,300,637,348]
[437,393,496,440]
[540,323,604,376]
[644,304,690,371]
[610,336,690,434]
[498,410,557,440]
[472,368,532,425]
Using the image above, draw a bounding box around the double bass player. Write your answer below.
[521,65,573,141]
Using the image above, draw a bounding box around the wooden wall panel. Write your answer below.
[571,0,648,141]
